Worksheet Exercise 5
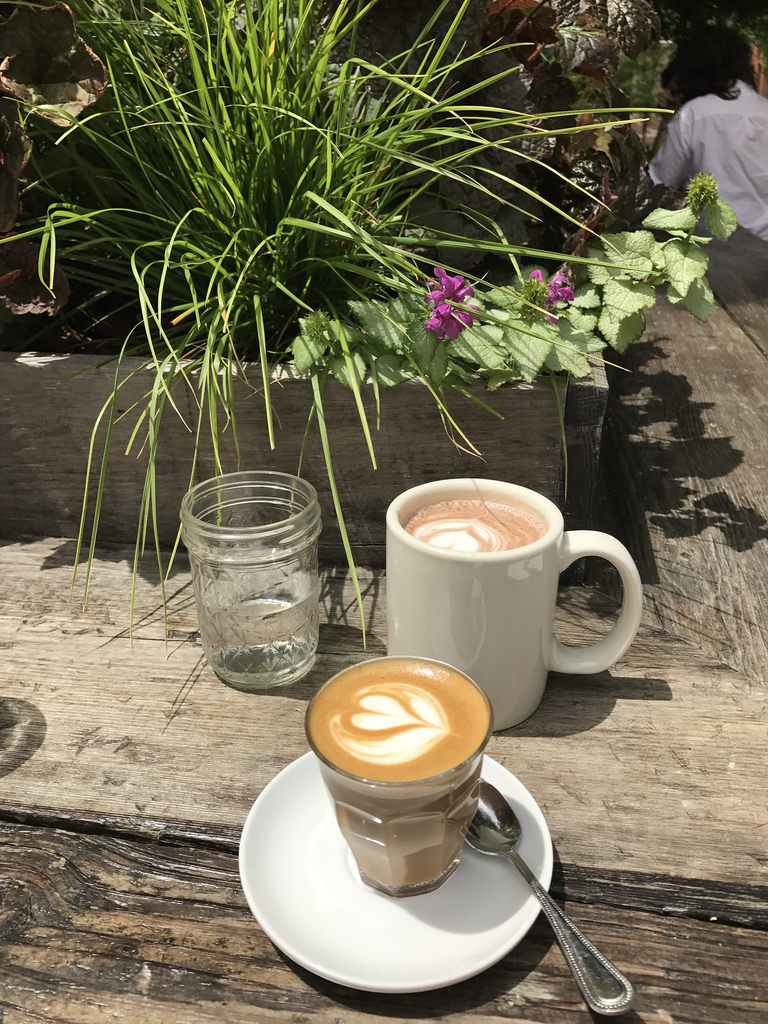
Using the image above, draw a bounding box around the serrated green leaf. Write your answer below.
[410,327,440,371]
[546,344,590,377]
[706,198,738,242]
[602,277,656,318]
[681,276,719,321]
[329,350,367,390]
[642,206,698,232]
[348,299,408,353]
[484,286,519,310]
[447,322,508,371]
[587,262,616,286]
[503,322,554,382]
[598,308,646,352]
[603,230,663,273]
[372,352,415,387]
[426,342,448,387]
[603,230,656,259]
[387,293,427,332]
[485,369,523,390]
[662,238,708,294]
[565,304,599,333]
[558,318,605,354]
[291,329,328,373]
[572,283,601,309]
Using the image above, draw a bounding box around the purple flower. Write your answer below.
[423,266,477,340]
[424,301,477,340]
[425,266,475,306]
[527,269,574,323]
[547,274,574,305]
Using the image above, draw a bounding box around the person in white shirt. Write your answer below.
[649,25,768,242]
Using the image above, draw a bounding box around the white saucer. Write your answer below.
[238,752,552,993]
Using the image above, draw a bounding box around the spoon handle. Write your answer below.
[505,848,635,1016]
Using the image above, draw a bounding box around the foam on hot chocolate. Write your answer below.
[405,498,546,553]
[307,658,490,782]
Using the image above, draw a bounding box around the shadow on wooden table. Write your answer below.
[505,671,672,738]
[0,698,47,777]
[595,336,764,586]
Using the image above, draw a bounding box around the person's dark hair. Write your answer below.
[661,25,756,104]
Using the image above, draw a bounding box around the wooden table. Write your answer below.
[1,537,766,1022]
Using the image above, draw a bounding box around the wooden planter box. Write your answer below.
[0,351,607,566]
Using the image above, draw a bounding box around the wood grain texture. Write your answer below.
[1,823,766,1024]
[1,354,605,566]
[593,294,768,679]
[707,227,768,358]
[1,539,766,889]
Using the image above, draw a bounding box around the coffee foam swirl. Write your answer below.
[408,516,508,553]
[328,683,451,765]
[405,498,545,553]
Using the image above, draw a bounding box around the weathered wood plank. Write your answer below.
[593,294,768,679]
[1,353,601,566]
[1,538,766,889]
[707,227,768,358]
[0,822,766,1024]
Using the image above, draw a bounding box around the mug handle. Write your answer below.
[549,531,643,675]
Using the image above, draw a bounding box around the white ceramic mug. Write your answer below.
[386,479,643,731]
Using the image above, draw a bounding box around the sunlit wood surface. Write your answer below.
[3,229,768,1022]
[1,538,766,1023]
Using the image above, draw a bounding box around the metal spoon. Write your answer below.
[466,780,635,1016]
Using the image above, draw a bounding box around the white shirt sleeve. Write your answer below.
[649,112,693,191]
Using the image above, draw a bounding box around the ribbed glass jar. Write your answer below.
[180,471,321,690]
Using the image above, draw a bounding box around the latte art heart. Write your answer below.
[330,684,451,764]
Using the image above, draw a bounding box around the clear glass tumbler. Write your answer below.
[180,471,321,690]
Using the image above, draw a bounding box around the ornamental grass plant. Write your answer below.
[10,0,735,624]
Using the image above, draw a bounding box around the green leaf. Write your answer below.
[602,230,659,274]
[546,344,589,377]
[587,262,616,286]
[598,308,647,352]
[558,318,605,354]
[329,351,367,390]
[602,277,656,318]
[706,198,738,242]
[503,322,554,382]
[292,328,328,373]
[547,320,603,377]
[572,283,601,309]
[662,238,708,295]
[483,286,519,311]
[670,277,719,321]
[447,322,508,371]
[565,305,599,333]
[426,342,448,387]
[410,327,440,371]
[485,369,522,390]
[348,299,408,353]
[642,206,698,233]
[372,352,414,387]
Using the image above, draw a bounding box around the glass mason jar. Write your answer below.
[180,471,322,690]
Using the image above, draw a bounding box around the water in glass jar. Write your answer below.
[200,588,320,689]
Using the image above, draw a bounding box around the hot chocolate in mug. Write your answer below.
[386,479,643,730]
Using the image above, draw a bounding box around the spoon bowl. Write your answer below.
[466,780,635,1016]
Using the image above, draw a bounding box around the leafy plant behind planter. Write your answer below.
[0,2,106,316]
[7,0,734,624]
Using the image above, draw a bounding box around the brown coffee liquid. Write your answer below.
[306,657,490,783]
[405,498,546,553]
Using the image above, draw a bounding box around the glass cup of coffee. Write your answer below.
[305,655,493,898]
